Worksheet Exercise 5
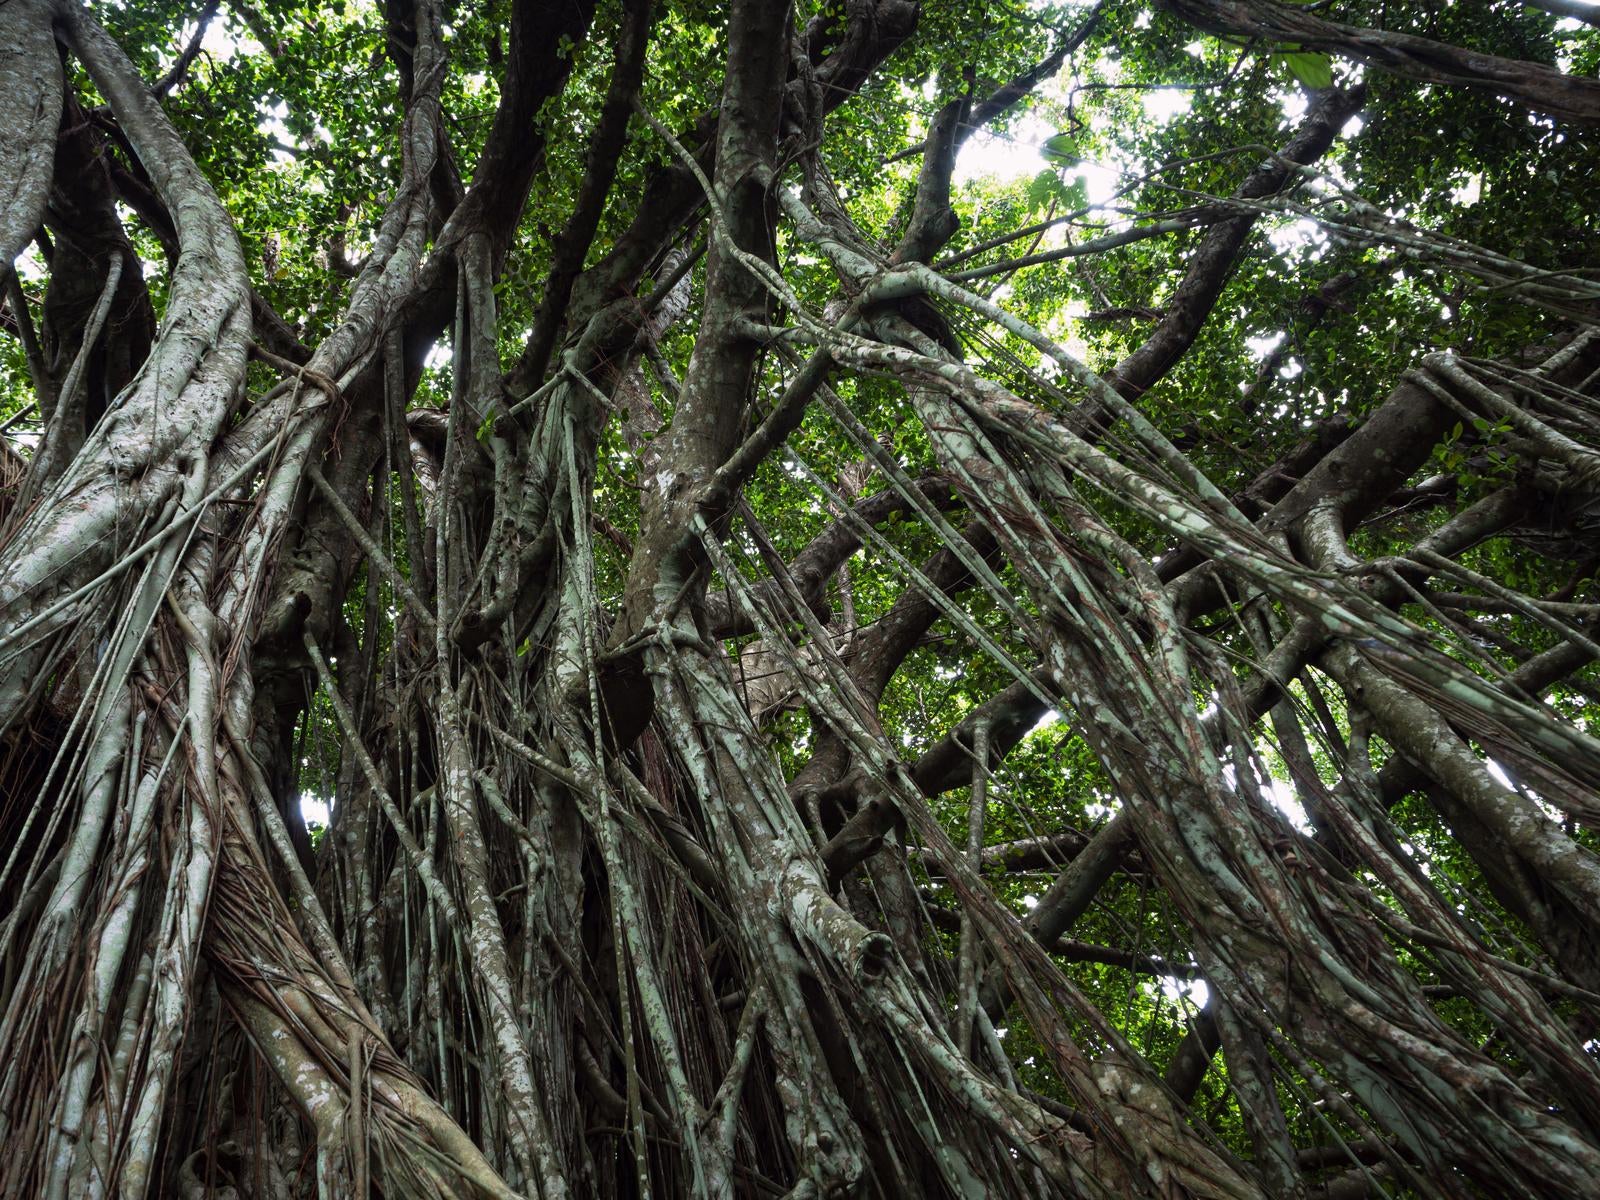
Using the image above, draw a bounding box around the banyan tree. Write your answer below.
[3,0,1600,1195]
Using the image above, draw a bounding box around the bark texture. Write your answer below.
[3,2,1600,1198]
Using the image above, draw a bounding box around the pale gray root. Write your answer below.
[0,0,61,270]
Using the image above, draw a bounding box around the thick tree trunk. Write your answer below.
[4,1,1600,1197]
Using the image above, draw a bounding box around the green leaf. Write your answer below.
[1061,176,1089,213]
[1041,133,1079,167]
[1026,169,1062,213]
[1281,51,1333,90]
